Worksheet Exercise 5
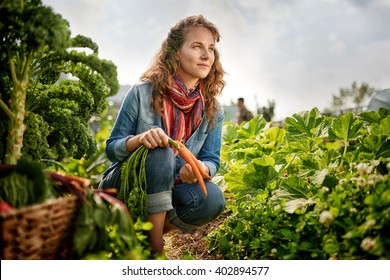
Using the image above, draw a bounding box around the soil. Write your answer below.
[164,213,228,260]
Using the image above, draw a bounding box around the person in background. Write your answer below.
[99,15,226,255]
[237,97,254,124]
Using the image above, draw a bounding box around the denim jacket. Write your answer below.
[104,82,224,178]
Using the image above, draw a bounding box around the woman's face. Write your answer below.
[176,26,216,90]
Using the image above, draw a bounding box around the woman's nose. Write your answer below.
[201,47,210,59]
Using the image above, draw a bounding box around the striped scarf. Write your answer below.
[162,76,204,143]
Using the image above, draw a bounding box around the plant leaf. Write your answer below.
[328,112,363,143]
[238,115,267,139]
[285,108,328,141]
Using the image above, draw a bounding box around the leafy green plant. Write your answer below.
[0,159,56,208]
[73,188,152,260]
[0,0,119,164]
[208,108,390,259]
[44,104,118,187]
[0,1,152,261]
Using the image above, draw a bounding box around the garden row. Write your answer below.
[208,108,390,260]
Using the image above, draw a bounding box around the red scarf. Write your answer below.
[162,76,204,143]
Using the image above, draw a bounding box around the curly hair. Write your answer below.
[140,15,226,121]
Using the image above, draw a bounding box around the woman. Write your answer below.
[99,15,226,254]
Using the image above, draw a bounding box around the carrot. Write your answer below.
[178,142,211,180]
[169,139,208,197]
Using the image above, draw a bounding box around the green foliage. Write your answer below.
[45,105,117,187]
[328,112,363,143]
[208,108,390,259]
[0,0,119,164]
[285,108,329,141]
[0,0,146,260]
[0,159,56,208]
[73,189,152,260]
[0,160,152,259]
[119,145,149,221]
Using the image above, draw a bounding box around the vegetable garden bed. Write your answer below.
[205,108,390,260]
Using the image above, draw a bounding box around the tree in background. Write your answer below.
[323,81,377,115]
[0,0,119,164]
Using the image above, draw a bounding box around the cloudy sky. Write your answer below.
[42,0,390,120]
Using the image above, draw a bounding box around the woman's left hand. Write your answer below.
[179,160,209,184]
[179,163,197,183]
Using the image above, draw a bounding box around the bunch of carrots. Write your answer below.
[119,137,210,220]
[168,138,210,197]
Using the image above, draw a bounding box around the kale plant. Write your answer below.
[0,0,119,164]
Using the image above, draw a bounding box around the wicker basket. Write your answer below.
[0,195,79,260]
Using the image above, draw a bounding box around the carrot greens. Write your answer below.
[118,145,149,221]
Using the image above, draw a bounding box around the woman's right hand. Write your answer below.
[138,128,170,149]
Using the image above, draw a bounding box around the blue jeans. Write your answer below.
[99,147,226,233]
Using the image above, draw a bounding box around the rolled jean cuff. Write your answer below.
[147,191,173,213]
[168,209,198,234]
